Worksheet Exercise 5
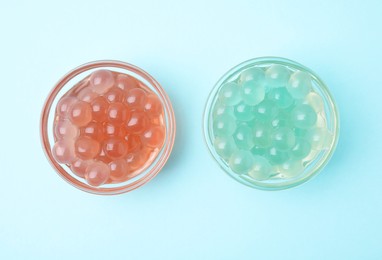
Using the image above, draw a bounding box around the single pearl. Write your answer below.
[105,87,126,103]
[125,88,146,108]
[213,114,236,137]
[77,87,98,103]
[213,136,237,160]
[70,159,92,178]
[218,82,241,106]
[103,138,128,159]
[252,122,272,147]
[265,64,291,87]
[301,92,324,112]
[126,134,142,152]
[54,119,79,140]
[278,160,304,179]
[229,150,254,174]
[266,146,289,165]
[290,138,311,159]
[126,151,150,172]
[90,96,108,122]
[248,155,272,181]
[250,146,267,157]
[56,97,76,118]
[85,161,110,186]
[213,101,234,117]
[109,159,129,182]
[290,104,317,129]
[104,123,127,138]
[267,87,294,109]
[69,101,92,127]
[306,127,331,150]
[287,71,311,99]
[81,122,103,140]
[126,111,149,134]
[116,74,138,92]
[90,70,115,94]
[239,67,265,84]
[143,94,163,116]
[107,103,129,125]
[271,127,296,151]
[270,112,290,129]
[240,80,265,106]
[141,126,165,148]
[234,102,255,121]
[254,100,278,122]
[75,137,100,160]
[233,124,254,150]
[52,140,76,164]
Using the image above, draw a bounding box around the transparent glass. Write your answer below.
[203,57,339,190]
[41,60,176,195]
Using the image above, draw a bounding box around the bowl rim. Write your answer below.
[203,56,340,190]
[40,60,176,195]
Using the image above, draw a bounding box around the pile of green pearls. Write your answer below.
[211,64,333,181]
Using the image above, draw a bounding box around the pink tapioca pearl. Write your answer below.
[91,96,108,122]
[85,161,110,187]
[75,136,100,160]
[141,126,165,148]
[143,94,163,116]
[69,101,92,127]
[126,134,141,153]
[54,120,79,140]
[107,103,129,125]
[77,87,98,103]
[126,111,149,134]
[125,148,152,174]
[104,123,127,138]
[125,88,146,108]
[105,87,125,103]
[103,137,128,159]
[70,159,92,178]
[81,122,103,140]
[56,97,76,118]
[116,74,138,92]
[90,70,115,94]
[109,159,128,182]
[52,140,76,164]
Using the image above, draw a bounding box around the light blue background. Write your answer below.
[1,0,381,259]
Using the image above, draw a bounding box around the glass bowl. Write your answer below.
[41,60,176,195]
[203,57,339,190]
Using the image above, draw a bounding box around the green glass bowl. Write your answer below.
[203,57,339,190]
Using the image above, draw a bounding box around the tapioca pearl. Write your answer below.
[69,101,92,127]
[290,104,317,129]
[240,80,265,106]
[143,94,163,116]
[250,146,267,157]
[141,127,165,148]
[266,146,290,165]
[105,87,126,103]
[212,114,236,137]
[229,150,254,174]
[239,67,265,84]
[265,64,291,87]
[212,101,234,117]
[54,119,79,140]
[278,159,304,179]
[52,140,76,164]
[107,103,129,125]
[70,159,93,178]
[248,155,272,181]
[252,122,272,147]
[116,74,138,92]
[81,122,103,140]
[75,136,100,160]
[56,97,76,118]
[267,87,294,109]
[233,125,254,150]
[77,87,98,103]
[254,100,278,122]
[126,111,149,134]
[85,161,110,187]
[213,136,237,160]
[271,127,296,151]
[234,102,255,122]
[109,159,129,182]
[306,127,331,150]
[104,123,127,138]
[125,88,146,108]
[150,115,163,126]
[90,96,108,122]
[125,150,150,172]
[126,134,142,152]
[290,138,311,159]
[287,71,311,99]
[90,70,115,94]
[103,137,128,159]
[301,92,324,112]
[270,113,290,129]
[218,82,241,106]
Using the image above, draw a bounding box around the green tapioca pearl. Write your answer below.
[213,136,237,160]
[278,159,304,179]
[213,114,236,137]
[267,87,294,109]
[218,82,241,106]
[229,150,254,174]
[234,102,255,121]
[266,147,290,164]
[213,101,234,117]
[250,146,267,156]
[270,111,291,128]
[287,71,311,99]
[271,127,296,151]
[265,64,291,87]
[254,100,278,122]
[306,127,332,150]
[290,104,317,129]
[291,138,311,159]
[248,155,272,181]
[233,125,255,150]
[301,92,324,112]
[239,67,265,83]
[252,122,272,147]
[240,80,265,106]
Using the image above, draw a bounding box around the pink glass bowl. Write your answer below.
[41,60,176,195]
